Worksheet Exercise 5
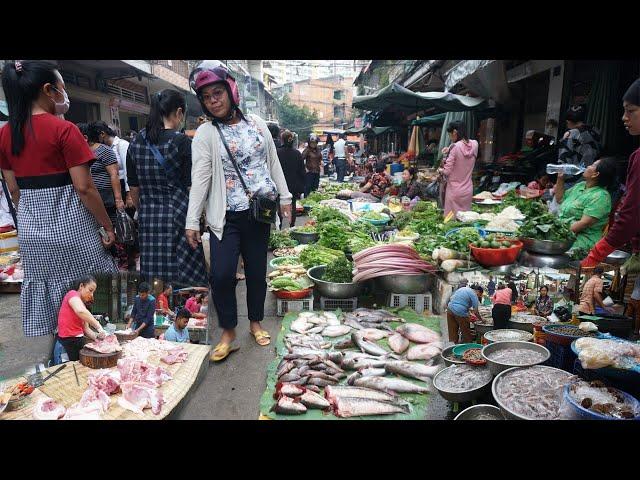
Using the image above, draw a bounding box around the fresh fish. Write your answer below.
[288,347,329,357]
[279,372,301,383]
[395,324,441,344]
[307,371,339,382]
[307,326,325,334]
[331,396,410,417]
[298,365,310,376]
[271,395,307,415]
[327,352,344,364]
[307,377,338,387]
[292,358,313,367]
[334,338,355,349]
[406,344,442,361]
[291,318,311,334]
[277,361,295,378]
[275,382,305,397]
[291,376,310,385]
[384,361,440,382]
[342,351,380,362]
[342,357,390,370]
[353,376,431,394]
[352,332,391,357]
[300,390,331,410]
[360,328,391,341]
[322,312,339,322]
[351,309,404,323]
[343,317,364,330]
[311,363,328,371]
[346,372,361,385]
[388,333,410,354]
[322,359,344,372]
[324,367,345,376]
[322,325,352,337]
[358,367,387,377]
[324,385,404,403]
[305,385,321,393]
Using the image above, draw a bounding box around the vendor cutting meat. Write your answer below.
[446,285,483,344]
[56,275,107,361]
[164,308,191,343]
[126,282,155,339]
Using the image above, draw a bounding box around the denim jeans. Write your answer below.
[334,158,347,182]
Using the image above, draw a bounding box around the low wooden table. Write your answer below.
[0,342,210,420]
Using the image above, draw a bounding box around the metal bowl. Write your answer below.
[433,365,493,402]
[290,230,319,245]
[474,322,494,338]
[307,265,364,299]
[518,250,572,269]
[606,250,631,265]
[508,314,546,334]
[492,366,575,420]
[483,329,533,344]
[481,341,550,376]
[375,273,433,294]
[519,237,574,255]
[440,344,466,367]
[454,404,505,420]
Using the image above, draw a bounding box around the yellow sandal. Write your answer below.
[210,343,240,362]
[251,330,271,346]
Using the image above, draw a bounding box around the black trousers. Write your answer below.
[209,210,271,329]
[335,158,347,182]
[304,172,320,197]
[492,304,512,329]
[57,336,84,361]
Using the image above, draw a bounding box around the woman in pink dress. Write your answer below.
[438,121,478,217]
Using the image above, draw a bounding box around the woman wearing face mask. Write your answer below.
[437,120,478,217]
[185,61,292,362]
[582,79,640,270]
[126,89,208,287]
[0,60,117,338]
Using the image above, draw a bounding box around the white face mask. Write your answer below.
[51,87,70,115]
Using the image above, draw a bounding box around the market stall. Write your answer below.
[0,338,210,420]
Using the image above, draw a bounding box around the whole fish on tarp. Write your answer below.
[349,308,405,323]
[322,325,352,338]
[360,328,391,342]
[307,377,338,387]
[384,361,440,382]
[324,385,406,404]
[346,369,386,385]
[342,357,391,371]
[300,390,331,409]
[272,395,307,415]
[352,331,394,357]
[396,324,441,344]
[331,396,411,418]
[353,376,431,394]
[406,344,442,361]
[275,382,305,397]
[388,333,410,354]
[343,317,364,330]
[334,338,355,349]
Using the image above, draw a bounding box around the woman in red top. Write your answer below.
[57,276,107,361]
[582,78,640,267]
[156,284,174,318]
[491,283,513,329]
[0,60,117,337]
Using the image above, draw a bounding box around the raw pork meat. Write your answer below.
[118,381,165,415]
[88,369,122,395]
[117,358,172,387]
[160,348,188,365]
[84,334,122,354]
[32,396,66,420]
[63,387,110,420]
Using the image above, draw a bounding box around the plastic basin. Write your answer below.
[452,343,483,358]
[563,383,640,420]
[470,239,523,267]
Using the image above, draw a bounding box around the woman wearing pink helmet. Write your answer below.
[185,61,293,362]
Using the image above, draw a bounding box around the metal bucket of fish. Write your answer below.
[433,364,493,403]
[481,341,550,376]
[483,329,533,344]
[440,344,466,367]
[454,404,505,420]
[492,365,575,420]
[508,314,546,334]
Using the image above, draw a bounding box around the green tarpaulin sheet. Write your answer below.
[258,308,442,420]
[411,113,447,127]
[353,83,487,113]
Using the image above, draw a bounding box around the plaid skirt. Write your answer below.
[18,184,118,336]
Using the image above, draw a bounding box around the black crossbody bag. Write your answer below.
[213,122,279,224]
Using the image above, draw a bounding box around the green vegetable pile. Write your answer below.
[322,256,354,283]
[519,212,576,242]
[299,244,345,269]
[471,234,513,249]
[310,205,351,224]
[443,227,482,253]
[501,191,547,218]
[361,211,388,221]
[269,230,299,249]
[301,191,333,208]
[269,277,308,291]
[293,225,317,234]
[317,219,376,253]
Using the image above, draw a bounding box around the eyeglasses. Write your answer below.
[200,88,227,103]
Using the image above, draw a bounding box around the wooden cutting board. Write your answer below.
[79,348,122,369]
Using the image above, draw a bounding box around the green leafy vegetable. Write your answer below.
[323,257,354,283]
[310,205,350,224]
[519,212,576,242]
[299,244,345,269]
[269,230,299,249]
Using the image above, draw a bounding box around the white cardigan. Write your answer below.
[185,114,292,240]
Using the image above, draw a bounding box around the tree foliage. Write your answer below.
[276,94,319,141]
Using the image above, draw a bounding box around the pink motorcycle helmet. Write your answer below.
[189,60,240,106]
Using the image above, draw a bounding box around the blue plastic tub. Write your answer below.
[563,384,640,420]
[545,340,577,372]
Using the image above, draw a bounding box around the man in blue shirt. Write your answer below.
[164,308,191,343]
[447,285,483,344]
[487,275,496,297]
[126,282,155,339]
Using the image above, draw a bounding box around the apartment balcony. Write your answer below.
[149,60,190,91]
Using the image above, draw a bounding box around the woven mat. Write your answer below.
[258,308,442,420]
[1,342,209,420]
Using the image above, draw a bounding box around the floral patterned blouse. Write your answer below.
[218,117,278,212]
[535,295,554,317]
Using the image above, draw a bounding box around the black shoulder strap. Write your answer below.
[213,121,251,198]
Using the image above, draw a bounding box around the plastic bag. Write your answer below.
[115,209,136,245]
[578,322,598,332]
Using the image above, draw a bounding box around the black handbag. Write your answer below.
[213,122,279,224]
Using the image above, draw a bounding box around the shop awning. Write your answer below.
[444,60,511,105]
[352,83,487,112]
[410,112,447,127]
[372,126,395,136]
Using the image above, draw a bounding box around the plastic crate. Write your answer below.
[320,297,357,312]
[388,292,432,314]
[276,295,314,317]
[544,340,577,372]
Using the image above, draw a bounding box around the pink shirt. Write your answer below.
[185,297,200,314]
[58,290,84,338]
[492,288,512,306]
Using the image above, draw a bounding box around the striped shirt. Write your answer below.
[90,144,118,191]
